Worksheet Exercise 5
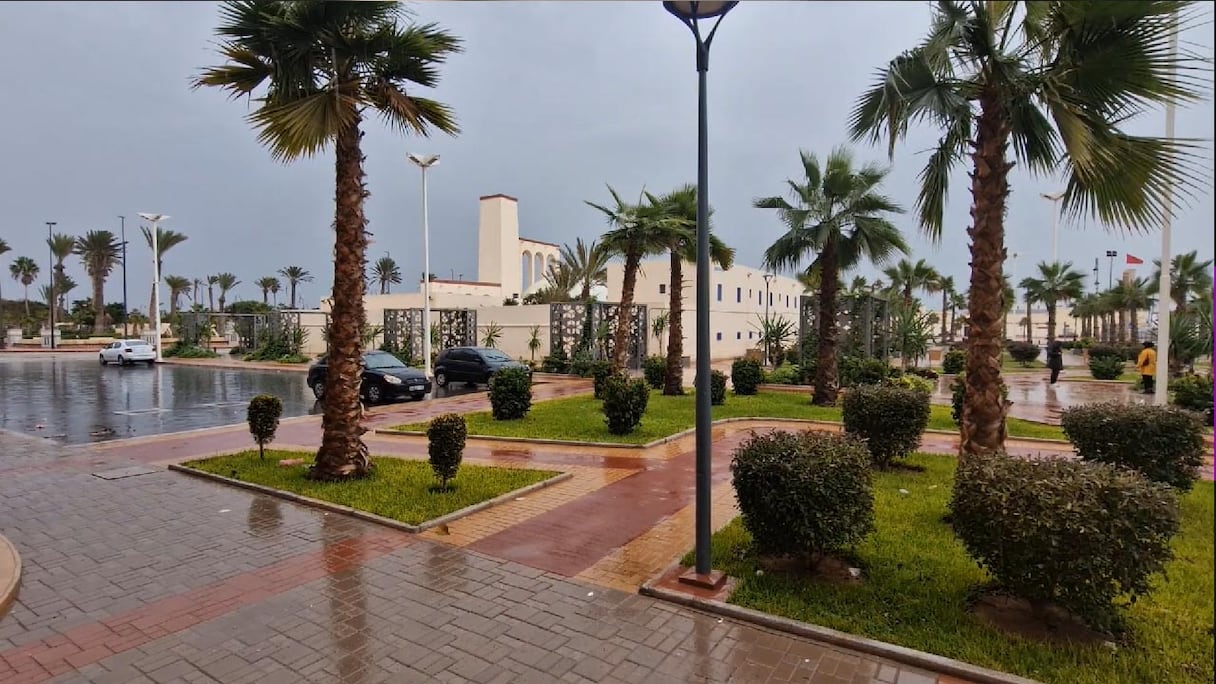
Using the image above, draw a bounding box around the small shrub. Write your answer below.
[731,358,763,395]
[164,341,218,359]
[541,346,569,374]
[602,374,650,435]
[951,453,1180,631]
[1170,374,1213,419]
[1089,343,1138,362]
[246,394,283,459]
[941,349,966,374]
[588,361,615,399]
[1006,341,1041,366]
[884,373,934,395]
[950,372,1009,426]
[842,384,931,467]
[710,370,727,405]
[762,363,800,385]
[427,414,467,489]
[569,350,595,378]
[731,430,874,560]
[489,366,532,420]
[1061,402,1205,491]
[1088,355,1125,380]
[907,367,939,380]
[838,356,890,387]
[642,355,666,390]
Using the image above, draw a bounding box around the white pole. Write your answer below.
[1153,26,1178,405]
[421,165,432,381]
[151,221,162,362]
[1050,200,1060,264]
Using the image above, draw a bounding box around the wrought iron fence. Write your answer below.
[549,301,648,369]
[381,308,477,363]
[798,292,891,364]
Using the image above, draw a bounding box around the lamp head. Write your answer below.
[408,153,440,168]
[663,1,738,19]
[137,213,169,223]
[1041,191,1065,201]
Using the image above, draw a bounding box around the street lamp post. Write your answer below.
[664,0,736,586]
[1105,250,1118,288]
[1153,26,1179,405]
[119,215,129,338]
[138,213,169,362]
[1041,191,1064,264]
[408,153,440,384]
[762,272,773,366]
[46,221,57,349]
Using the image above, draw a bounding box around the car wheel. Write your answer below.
[145,360,155,367]
[365,384,382,405]
[312,382,325,400]
[435,372,448,388]
[99,355,107,366]
[118,355,126,366]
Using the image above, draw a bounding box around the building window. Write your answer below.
[716,332,722,341]
[736,287,741,303]
[786,295,790,307]
[768,292,773,306]
[736,332,741,340]
[748,331,754,340]
[659,283,666,294]
[758,292,763,305]
[716,284,722,301]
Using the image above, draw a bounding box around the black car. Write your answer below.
[307,351,432,404]
[434,346,531,388]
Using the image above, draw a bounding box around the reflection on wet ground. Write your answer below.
[932,372,1144,424]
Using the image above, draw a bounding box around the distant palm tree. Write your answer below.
[141,226,188,318]
[370,255,401,295]
[277,266,313,309]
[214,272,240,313]
[47,233,76,316]
[1149,250,1214,311]
[164,275,192,315]
[256,276,280,305]
[1019,262,1087,344]
[74,231,122,334]
[758,148,907,405]
[949,290,967,341]
[883,258,939,309]
[9,256,38,316]
[269,278,281,306]
[206,275,220,312]
[560,238,610,302]
[0,239,10,333]
[934,275,954,342]
[526,263,579,304]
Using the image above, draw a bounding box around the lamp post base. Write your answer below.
[677,568,727,590]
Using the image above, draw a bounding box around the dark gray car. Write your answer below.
[433,347,530,388]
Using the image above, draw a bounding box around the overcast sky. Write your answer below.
[1,1,1212,311]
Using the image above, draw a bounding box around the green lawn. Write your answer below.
[391,391,1066,444]
[686,455,1214,684]
[181,450,559,525]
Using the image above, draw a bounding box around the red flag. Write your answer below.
[1126,254,1144,265]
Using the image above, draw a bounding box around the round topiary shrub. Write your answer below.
[950,453,1180,631]
[1006,341,1041,366]
[1170,374,1213,420]
[731,358,763,395]
[602,374,650,435]
[842,384,930,467]
[731,430,874,561]
[427,413,467,489]
[642,355,666,390]
[1061,402,1206,491]
[589,360,615,399]
[489,366,532,420]
[942,349,966,375]
[1087,355,1125,380]
[710,370,727,406]
[246,394,283,459]
[838,356,892,387]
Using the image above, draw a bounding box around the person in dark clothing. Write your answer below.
[1046,340,1064,384]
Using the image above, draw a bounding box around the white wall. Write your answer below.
[471,304,551,362]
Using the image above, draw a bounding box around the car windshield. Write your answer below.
[364,352,406,370]
[480,349,512,362]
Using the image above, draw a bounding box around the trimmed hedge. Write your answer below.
[427,413,467,489]
[951,453,1180,631]
[541,346,569,374]
[942,349,966,375]
[1088,355,1125,380]
[710,370,727,406]
[731,358,763,395]
[642,355,666,390]
[489,366,532,420]
[1061,402,1206,491]
[1171,374,1214,420]
[731,430,874,560]
[246,394,283,459]
[602,374,650,435]
[839,356,892,387]
[1006,341,1041,365]
[843,384,931,467]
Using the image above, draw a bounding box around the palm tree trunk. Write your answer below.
[940,290,948,342]
[262,289,269,305]
[1128,306,1138,342]
[1024,305,1033,342]
[23,286,30,317]
[208,287,215,312]
[1046,303,1056,344]
[91,276,106,335]
[613,252,640,371]
[813,235,840,406]
[663,249,685,395]
[311,118,370,481]
[218,295,226,313]
[960,95,1012,457]
[1117,309,1127,342]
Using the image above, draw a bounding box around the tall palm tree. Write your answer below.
[935,275,955,342]
[197,1,461,481]
[370,255,401,295]
[586,186,675,371]
[528,262,579,304]
[1148,250,1214,311]
[142,226,188,319]
[0,239,9,334]
[277,266,313,309]
[560,238,611,302]
[9,256,38,316]
[214,272,240,313]
[1109,277,1152,342]
[949,290,967,341]
[648,184,735,395]
[851,1,1202,456]
[757,148,907,405]
[206,275,220,312]
[256,276,280,305]
[269,278,281,306]
[164,275,193,315]
[74,231,122,334]
[883,258,940,309]
[1018,262,1086,344]
[47,233,76,316]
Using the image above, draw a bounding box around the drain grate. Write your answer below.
[92,465,162,480]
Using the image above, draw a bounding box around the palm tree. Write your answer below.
[883,258,940,309]
[46,233,76,316]
[269,278,281,306]
[757,147,907,405]
[1148,250,1214,311]
[949,290,968,341]
[559,238,611,302]
[74,231,122,334]
[1018,262,1086,344]
[9,256,38,316]
[142,226,188,319]
[586,186,675,371]
[164,275,193,315]
[197,1,461,481]
[256,276,280,305]
[935,275,954,342]
[1109,277,1152,342]
[850,1,1201,456]
[648,184,735,395]
[370,255,402,295]
[205,275,220,312]
[277,266,313,309]
[526,263,578,304]
[214,273,240,313]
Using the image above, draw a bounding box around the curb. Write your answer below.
[0,534,21,619]
[639,566,1042,684]
[168,464,573,533]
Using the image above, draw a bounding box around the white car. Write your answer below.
[99,339,157,366]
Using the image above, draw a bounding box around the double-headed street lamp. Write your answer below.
[664,0,736,587]
[408,153,440,384]
[119,215,129,338]
[138,213,169,362]
[1040,191,1064,264]
[46,221,57,349]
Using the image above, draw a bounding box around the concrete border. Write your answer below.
[168,463,572,534]
[640,565,1042,684]
[0,533,21,619]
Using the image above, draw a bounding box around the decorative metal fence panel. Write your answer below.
[798,293,891,363]
[382,308,477,362]
[549,301,647,369]
[177,311,305,353]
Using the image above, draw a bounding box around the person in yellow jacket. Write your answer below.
[1136,341,1157,394]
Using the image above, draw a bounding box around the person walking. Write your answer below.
[1136,341,1157,394]
[1046,340,1064,384]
